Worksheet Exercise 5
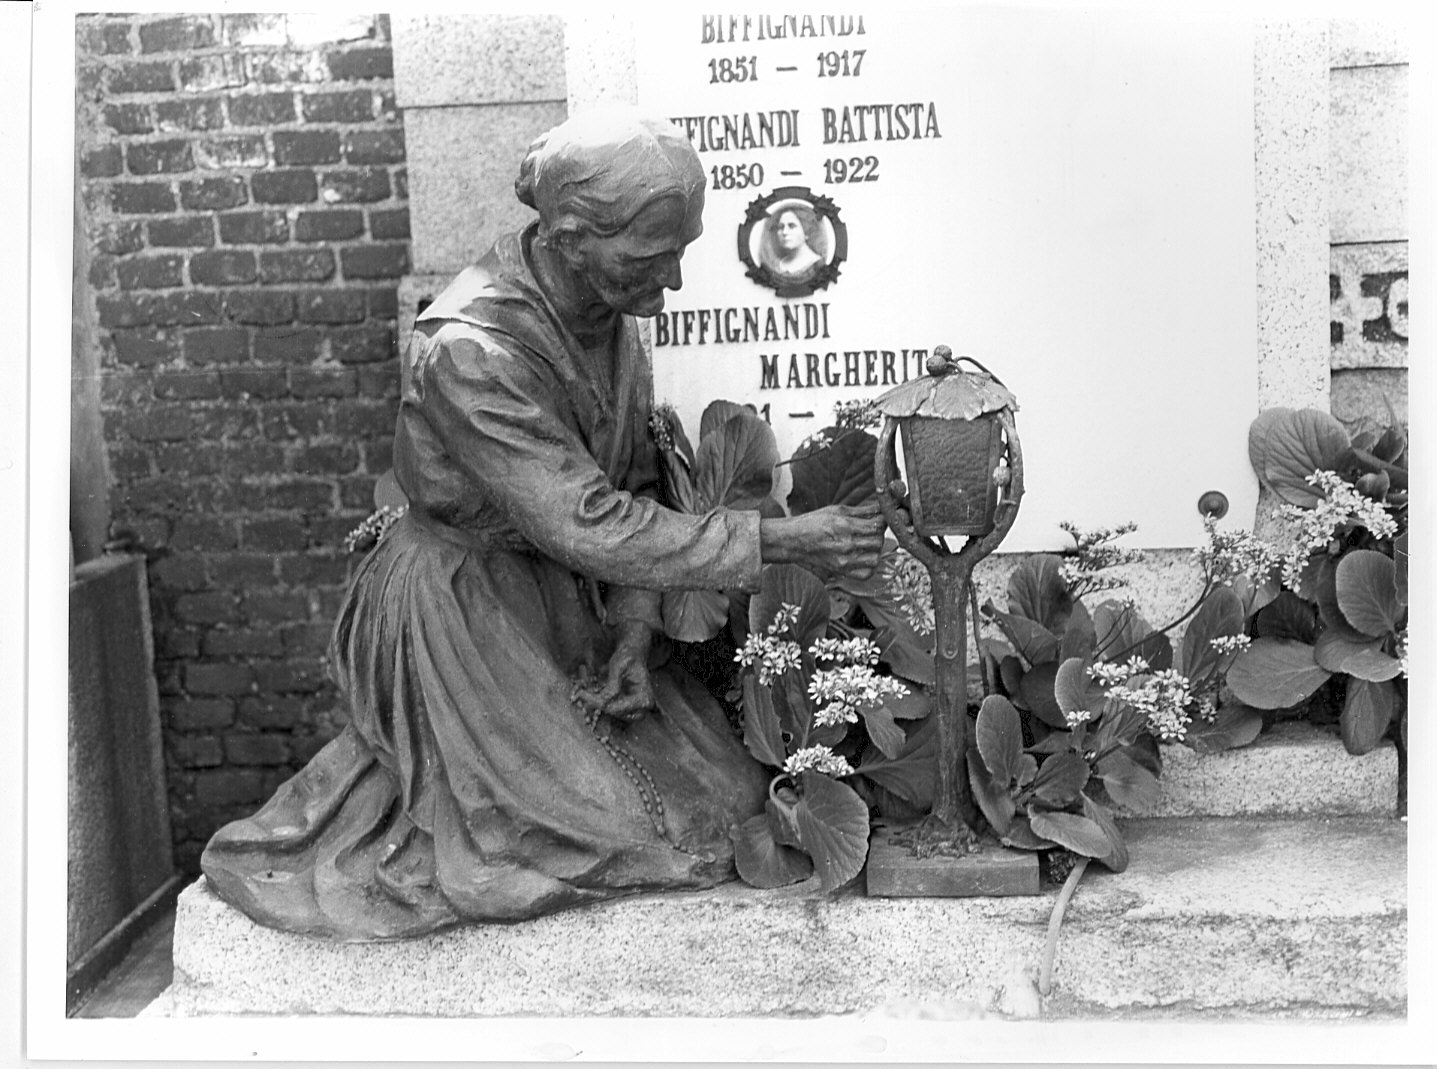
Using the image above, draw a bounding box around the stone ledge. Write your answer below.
[1117,721,1398,818]
[165,816,1404,1020]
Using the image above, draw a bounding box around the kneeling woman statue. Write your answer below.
[201,109,885,939]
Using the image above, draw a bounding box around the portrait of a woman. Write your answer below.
[761,204,826,279]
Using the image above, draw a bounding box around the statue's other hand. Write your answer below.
[597,630,656,722]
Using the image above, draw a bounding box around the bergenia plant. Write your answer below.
[729,564,935,891]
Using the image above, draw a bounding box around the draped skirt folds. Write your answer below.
[200,513,770,940]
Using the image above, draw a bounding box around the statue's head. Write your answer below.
[516,109,705,317]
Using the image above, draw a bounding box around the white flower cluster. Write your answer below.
[881,549,935,636]
[1208,634,1252,655]
[1058,521,1144,597]
[1064,707,1093,729]
[1192,517,1281,584]
[784,745,856,778]
[1275,471,1399,589]
[1108,668,1195,742]
[833,398,881,430]
[808,662,908,728]
[734,602,803,685]
[1089,656,1149,686]
[343,505,407,554]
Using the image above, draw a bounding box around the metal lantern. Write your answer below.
[872,346,1024,851]
[875,349,1018,538]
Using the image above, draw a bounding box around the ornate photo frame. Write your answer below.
[736,186,848,299]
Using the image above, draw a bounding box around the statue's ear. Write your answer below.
[546,225,587,270]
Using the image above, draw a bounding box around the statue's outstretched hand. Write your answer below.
[760,501,886,580]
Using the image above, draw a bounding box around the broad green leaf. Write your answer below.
[787,427,878,514]
[750,564,830,649]
[999,814,1050,851]
[860,701,907,760]
[1314,631,1403,682]
[1029,752,1090,807]
[1054,656,1098,718]
[1314,559,1373,643]
[1019,661,1067,728]
[1130,630,1174,673]
[794,772,871,892]
[1081,796,1130,873]
[1253,590,1319,644]
[1225,638,1331,709]
[999,655,1027,701]
[976,695,1023,783]
[1093,600,1150,661]
[1097,750,1161,812]
[1336,550,1404,638]
[966,748,1016,835]
[984,603,1061,666]
[833,568,935,685]
[693,409,779,510]
[1126,732,1163,776]
[741,674,788,768]
[699,399,756,442]
[1180,587,1246,682]
[1007,554,1073,632]
[732,813,813,888]
[660,588,729,643]
[857,716,937,808]
[1029,808,1112,859]
[883,683,932,720]
[1249,407,1352,507]
[1184,703,1264,754]
[1059,600,1097,663]
[1341,679,1397,755]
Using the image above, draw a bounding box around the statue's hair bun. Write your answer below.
[513,132,549,208]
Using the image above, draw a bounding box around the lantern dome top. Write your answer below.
[874,347,1019,421]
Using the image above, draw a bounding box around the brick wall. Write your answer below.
[74,13,409,872]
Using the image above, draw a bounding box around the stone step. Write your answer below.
[162,814,1405,1021]
[1121,720,1397,818]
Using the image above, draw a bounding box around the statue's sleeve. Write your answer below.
[415,327,763,594]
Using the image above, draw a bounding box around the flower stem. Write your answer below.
[1040,856,1090,997]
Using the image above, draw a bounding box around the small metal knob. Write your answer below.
[1197,490,1229,519]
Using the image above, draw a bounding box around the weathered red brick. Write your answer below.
[367,208,409,240]
[340,243,408,279]
[326,47,393,81]
[175,591,243,626]
[210,552,284,589]
[117,254,186,290]
[331,324,395,364]
[288,367,357,398]
[254,658,328,693]
[164,697,236,731]
[240,516,307,551]
[247,51,328,85]
[219,367,290,401]
[95,220,147,256]
[109,60,176,94]
[252,328,323,364]
[177,54,246,93]
[339,475,381,509]
[186,661,256,695]
[191,767,267,806]
[191,249,258,286]
[99,371,153,406]
[155,97,226,132]
[126,140,195,175]
[194,136,268,169]
[274,129,342,166]
[290,442,360,476]
[112,182,178,214]
[81,145,124,178]
[148,216,215,247]
[218,210,290,245]
[107,442,154,479]
[181,326,249,365]
[363,436,393,473]
[170,735,224,769]
[139,16,215,54]
[224,732,291,766]
[319,168,390,204]
[153,369,224,400]
[84,20,134,56]
[229,91,297,127]
[111,328,179,368]
[366,287,399,319]
[259,249,335,284]
[204,628,286,658]
[233,478,336,511]
[334,401,397,437]
[219,14,287,48]
[172,516,241,551]
[344,128,405,164]
[276,551,352,585]
[294,209,364,242]
[357,363,400,399]
[301,89,373,123]
[153,442,224,475]
[295,290,366,324]
[224,291,295,325]
[251,169,318,204]
[88,255,117,290]
[179,176,248,211]
[238,695,308,730]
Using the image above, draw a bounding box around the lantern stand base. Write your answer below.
[865,824,1041,898]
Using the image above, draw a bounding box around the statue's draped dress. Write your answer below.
[201,226,770,939]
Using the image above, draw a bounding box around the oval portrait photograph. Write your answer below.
[737,187,848,299]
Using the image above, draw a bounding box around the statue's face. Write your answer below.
[574,192,705,317]
[775,211,805,252]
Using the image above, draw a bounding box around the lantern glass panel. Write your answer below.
[899,415,1004,537]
